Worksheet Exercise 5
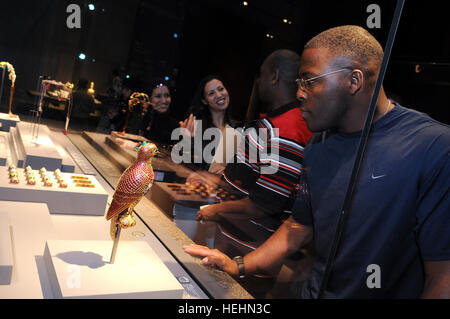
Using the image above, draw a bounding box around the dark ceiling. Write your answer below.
[0,0,448,123]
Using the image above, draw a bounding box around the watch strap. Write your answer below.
[233,256,245,279]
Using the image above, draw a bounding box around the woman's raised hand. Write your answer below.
[179,113,196,137]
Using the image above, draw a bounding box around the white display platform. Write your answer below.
[15,122,63,171]
[8,127,25,168]
[0,168,108,216]
[0,214,13,285]
[53,140,76,173]
[0,112,20,132]
[0,201,57,298]
[0,132,8,166]
[44,240,184,299]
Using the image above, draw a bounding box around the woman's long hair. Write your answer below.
[188,75,233,130]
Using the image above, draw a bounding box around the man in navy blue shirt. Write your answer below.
[184,25,450,298]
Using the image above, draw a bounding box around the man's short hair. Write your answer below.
[266,49,301,94]
[305,25,384,72]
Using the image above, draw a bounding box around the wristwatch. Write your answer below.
[233,256,245,279]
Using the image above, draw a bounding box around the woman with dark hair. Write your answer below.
[180,75,239,172]
[142,79,179,144]
[173,75,241,247]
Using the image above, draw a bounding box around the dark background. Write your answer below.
[0,0,449,124]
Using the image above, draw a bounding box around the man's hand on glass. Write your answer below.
[183,244,239,276]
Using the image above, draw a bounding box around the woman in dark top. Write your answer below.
[143,79,179,144]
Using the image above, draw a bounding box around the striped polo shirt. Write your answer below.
[223,102,312,216]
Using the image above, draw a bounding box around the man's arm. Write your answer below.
[184,216,313,277]
[186,170,222,188]
[196,196,272,221]
[421,260,450,299]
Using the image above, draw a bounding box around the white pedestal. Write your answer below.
[0,215,13,285]
[8,127,25,168]
[0,132,8,166]
[15,122,62,171]
[43,240,184,299]
[0,112,20,132]
[0,201,57,298]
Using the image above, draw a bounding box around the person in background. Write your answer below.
[96,72,127,134]
[179,75,239,173]
[184,25,450,299]
[142,79,179,144]
[111,84,132,132]
[173,75,237,248]
[71,78,95,131]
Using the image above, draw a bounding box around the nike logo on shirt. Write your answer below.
[371,174,387,180]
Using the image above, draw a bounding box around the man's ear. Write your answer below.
[349,70,363,95]
[271,69,280,86]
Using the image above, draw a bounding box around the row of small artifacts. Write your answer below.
[7,165,94,188]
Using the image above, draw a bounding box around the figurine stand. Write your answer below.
[109,226,121,264]
[0,214,13,285]
[43,240,184,299]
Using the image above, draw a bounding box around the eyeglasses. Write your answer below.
[296,68,351,91]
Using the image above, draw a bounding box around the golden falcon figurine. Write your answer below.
[105,141,158,263]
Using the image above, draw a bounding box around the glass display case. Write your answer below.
[1,0,448,301]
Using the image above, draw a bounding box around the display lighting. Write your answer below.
[88,3,95,11]
[164,76,170,81]
[242,1,248,6]
[173,33,179,38]
[126,75,130,79]
[78,53,86,60]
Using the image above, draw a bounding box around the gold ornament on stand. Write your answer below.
[0,61,17,118]
[65,81,74,90]
[87,81,95,95]
[119,92,149,135]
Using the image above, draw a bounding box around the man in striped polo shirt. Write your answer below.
[197,49,312,257]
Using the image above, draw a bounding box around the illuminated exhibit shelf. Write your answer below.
[0,112,20,132]
[5,122,75,172]
[0,201,57,298]
[0,168,108,216]
[44,240,185,299]
[0,214,13,285]
[0,132,8,166]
